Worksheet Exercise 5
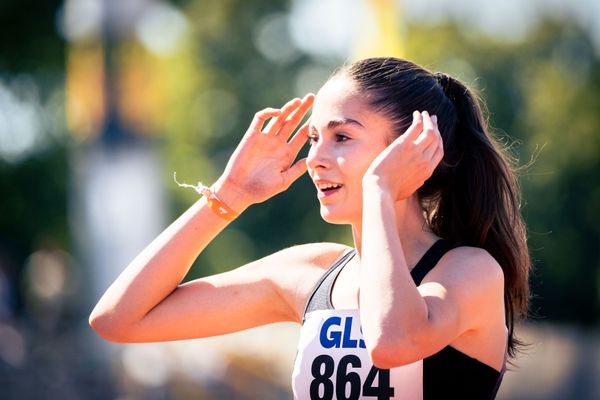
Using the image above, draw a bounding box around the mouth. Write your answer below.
[315,182,344,198]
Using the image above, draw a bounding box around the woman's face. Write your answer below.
[306,75,394,224]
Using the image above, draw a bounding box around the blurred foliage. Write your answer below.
[0,0,64,72]
[407,20,600,324]
[0,0,67,314]
[0,146,70,314]
[0,1,598,331]
[155,0,352,279]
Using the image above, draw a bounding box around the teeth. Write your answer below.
[318,183,342,190]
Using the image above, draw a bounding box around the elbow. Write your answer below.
[368,343,398,370]
[367,336,422,370]
[88,309,132,343]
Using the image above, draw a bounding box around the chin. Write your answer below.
[319,206,354,225]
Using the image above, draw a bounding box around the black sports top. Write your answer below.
[292,239,507,399]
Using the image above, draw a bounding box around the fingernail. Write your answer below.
[432,115,438,123]
[422,110,430,117]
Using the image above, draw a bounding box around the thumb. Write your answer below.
[282,158,308,189]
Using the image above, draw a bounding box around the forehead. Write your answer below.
[311,75,391,134]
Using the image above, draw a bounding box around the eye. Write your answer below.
[307,133,350,145]
[335,133,350,142]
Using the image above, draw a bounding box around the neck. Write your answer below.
[351,193,439,270]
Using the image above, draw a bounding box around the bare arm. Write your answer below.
[359,188,504,368]
[89,95,317,342]
[89,184,247,342]
[359,112,504,368]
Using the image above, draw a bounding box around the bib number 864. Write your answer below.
[310,354,395,400]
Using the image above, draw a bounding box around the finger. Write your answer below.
[248,108,281,133]
[414,128,436,147]
[414,111,437,147]
[423,134,444,168]
[422,135,440,160]
[278,94,315,139]
[431,114,442,143]
[282,157,308,189]
[287,120,310,155]
[402,111,424,141]
[263,98,302,135]
[422,124,443,161]
[431,141,444,168]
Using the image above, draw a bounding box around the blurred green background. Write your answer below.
[0,0,599,399]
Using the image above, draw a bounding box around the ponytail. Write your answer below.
[341,58,531,361]
[423,73,531,360]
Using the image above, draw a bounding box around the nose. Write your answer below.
[306,138,332,172]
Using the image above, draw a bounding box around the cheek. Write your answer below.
[341,148,381,179]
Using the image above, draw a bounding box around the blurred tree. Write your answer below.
[408,20,600,325]
[0,0,64,72]
[163,0,351,279]
[515,21,600,325]
[0,0,66,315]
[0,148,69,315]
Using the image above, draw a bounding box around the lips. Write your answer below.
[314,180,344,198]
[318,186,342,198]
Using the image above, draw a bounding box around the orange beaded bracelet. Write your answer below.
[173,172,239,221]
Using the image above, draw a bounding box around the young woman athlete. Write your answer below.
[90,57,531,399]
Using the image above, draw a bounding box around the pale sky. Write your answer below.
[289,0,600,60]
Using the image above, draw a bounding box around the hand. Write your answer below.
[362,111,444,200]
[217,94,314,206]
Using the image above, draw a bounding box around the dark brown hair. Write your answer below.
[338,57,530,360]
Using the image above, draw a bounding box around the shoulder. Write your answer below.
[423,245,504,288]
[271,242,353,269]
[256,242,352,322]
[420,245,505,326]
[242,242,351,274]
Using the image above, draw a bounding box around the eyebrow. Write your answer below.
[309,117,365,133]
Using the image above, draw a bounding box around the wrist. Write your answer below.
[212,176,252,214]
[362,175,391,196]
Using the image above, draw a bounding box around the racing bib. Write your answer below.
[292,309,423,400]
